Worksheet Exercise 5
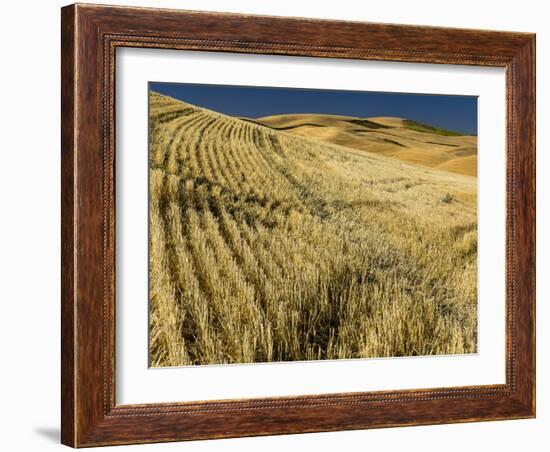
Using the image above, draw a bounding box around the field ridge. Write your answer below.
[250,112,477,176]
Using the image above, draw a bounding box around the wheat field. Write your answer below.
[148,91,478,367]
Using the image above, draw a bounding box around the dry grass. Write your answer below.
[148,91,478,367]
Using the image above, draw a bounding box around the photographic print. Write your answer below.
[61,6,536,444]
[148,83,478,367]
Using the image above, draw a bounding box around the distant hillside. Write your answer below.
[245,113,477,177]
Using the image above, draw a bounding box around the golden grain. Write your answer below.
[149,91,478,366]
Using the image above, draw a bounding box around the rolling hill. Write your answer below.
[149,91,477,367]
[246,113,477,176]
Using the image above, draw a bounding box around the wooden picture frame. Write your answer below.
[61,3,535,447]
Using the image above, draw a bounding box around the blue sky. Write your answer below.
[150,82,478,135]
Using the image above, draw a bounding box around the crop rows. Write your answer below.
[149,91,478,367]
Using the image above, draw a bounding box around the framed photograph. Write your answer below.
[61,3,535,447]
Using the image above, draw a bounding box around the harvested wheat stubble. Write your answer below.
[149,91,478,367]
